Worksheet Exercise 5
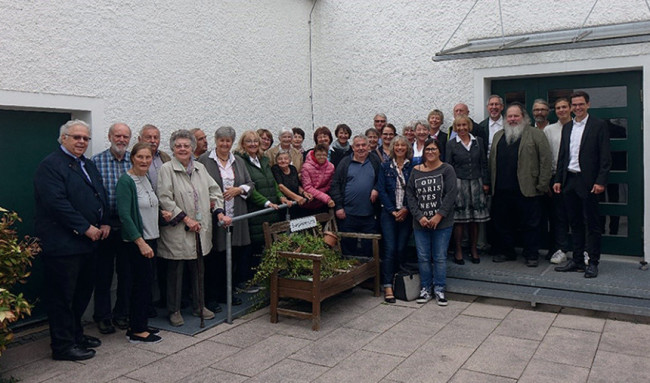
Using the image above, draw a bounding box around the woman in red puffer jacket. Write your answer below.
[300,144,336,213]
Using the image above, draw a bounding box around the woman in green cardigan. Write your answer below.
[234,130,292,258]
[115,142,162,344]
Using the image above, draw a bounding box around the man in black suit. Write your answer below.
[553,91,611,278]
[34,120,110,360]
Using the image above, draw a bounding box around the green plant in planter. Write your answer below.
[0,207,40,357]
[252,228,357,285]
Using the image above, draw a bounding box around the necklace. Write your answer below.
[217,154,229,162]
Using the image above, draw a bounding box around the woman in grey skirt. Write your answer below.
[445,116,490,264]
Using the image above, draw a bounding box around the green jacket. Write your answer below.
[236,152,284,246]
[115,173,144,242]
[489,125,552,197]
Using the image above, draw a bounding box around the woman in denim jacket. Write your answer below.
[375,135,414,303]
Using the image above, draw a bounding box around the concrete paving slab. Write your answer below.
[519,358,589,383]
[588,350,650,383]
[534,327,600,368]
[44,347,162,383]
[427,314,500,349]
[246,358,329,383]
[599,319,650,356]
[127,340,240,383]
[2,355,75,383]
[449,369,517,383]
[493,308,556,341]
[344,304,415,333]
[176,367,247,382]
[461,301,513,319]
[216,334,311,376]
[464,334,539,379]
[552,313,606,333]
[207,318,278,348]
[386,341,475,383]
[315,349,403,383]
[0,337,50,372]
[110,377,146,383]
[133,329,202,355]
[290,327,378,367]
[363,318,445,358]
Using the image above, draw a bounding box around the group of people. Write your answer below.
[34,90,610,361]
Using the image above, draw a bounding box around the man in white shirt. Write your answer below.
[543,98,572,264]
[553,91,611,278]
[479,95,505,158]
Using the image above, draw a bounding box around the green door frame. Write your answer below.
[492,71,643,256]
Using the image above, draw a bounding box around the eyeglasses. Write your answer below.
[65,134,91,142]
[533,108,549,112]
[424,147,439,153]
[174,143,192,149]
[374,119,386,123]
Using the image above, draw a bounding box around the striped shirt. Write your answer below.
[92,149,131,216]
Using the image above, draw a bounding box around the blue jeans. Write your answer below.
[413,226,453,293]
[380,210,412,286]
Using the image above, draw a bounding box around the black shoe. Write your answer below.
[52,345,96,361]
[148,306,158,318]
[127,332,163,344]
[97,319,116,334]
[206,301,223,313]
[79,335,101,349]
[112,317,129,330]
[231,296,243,306]
[554,259,585,272]
[584,263,598,278]
[453,258,465,265]
[470,256,480,264]
[493,254,516,263]
[525,259,539,267]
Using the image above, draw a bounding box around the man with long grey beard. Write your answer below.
[488,103,552,267]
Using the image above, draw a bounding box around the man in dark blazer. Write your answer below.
[553,91,611,278]
[34,120,110,361]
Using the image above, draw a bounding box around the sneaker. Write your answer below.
[434,291,448,306]
[192,307,215,320]
[127,332,163,344]
[550,250,567,264]
[416,288,432,304]
[169,311,184,327]
[236,283,260,294]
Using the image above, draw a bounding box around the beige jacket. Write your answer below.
[265,145,303,171]
[157,158,224,260]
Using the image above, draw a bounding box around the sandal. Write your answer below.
[384,287,396,303]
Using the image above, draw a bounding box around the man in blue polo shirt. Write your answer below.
[330,134,380,256]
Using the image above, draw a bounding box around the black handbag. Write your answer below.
[393,265,421,301]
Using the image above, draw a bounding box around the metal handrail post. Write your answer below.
[219,203,289,324]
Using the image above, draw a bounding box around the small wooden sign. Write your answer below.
[289,215,318,232]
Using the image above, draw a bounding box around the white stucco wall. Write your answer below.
[0,0,314,153]
[310,0,650,129]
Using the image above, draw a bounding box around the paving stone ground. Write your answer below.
[3,289,650,383]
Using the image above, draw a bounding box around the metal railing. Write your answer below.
[218,204,290,324]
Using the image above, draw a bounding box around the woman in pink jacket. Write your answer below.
[300,144,336,214]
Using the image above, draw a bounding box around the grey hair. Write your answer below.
[487,95,504,106]
[402,121,414,133]
[532,98,550,108]
[58,120,90,144]
[389,135,413,160]
[215,126,236,141]
[139,124,159,137]
[506,103,532,127]
[414,120,430,131]
[352,134,368,144]
[169,129,197,151]
[109,122,131,136]
[374,113,387,120]
[278,127,293,137]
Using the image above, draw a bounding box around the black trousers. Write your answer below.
[492,189,542,260]
[205,244,253,303]
[564,172,602,264]
[548,178,570,252]
[44,252,96,353]
[93,229,131,321]
[126,240,155,333]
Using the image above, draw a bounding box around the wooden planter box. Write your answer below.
[263,213,380,331]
